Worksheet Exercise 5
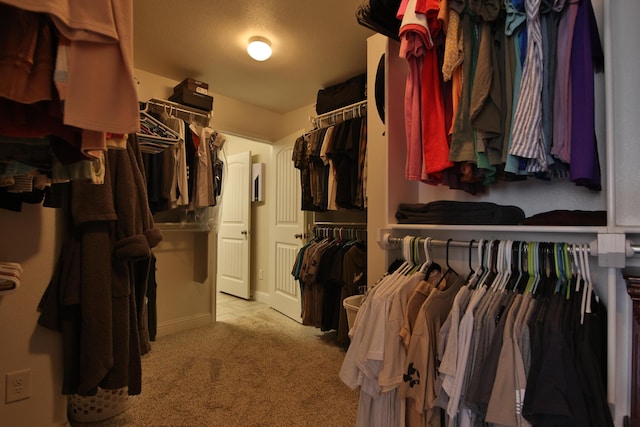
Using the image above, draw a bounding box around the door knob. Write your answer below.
[294,233,308,239]
[241,230,248,236]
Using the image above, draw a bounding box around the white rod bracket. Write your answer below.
[596,234,631,268]
[377,229,393,250]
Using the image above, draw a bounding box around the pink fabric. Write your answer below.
[399,0,432,181]
[400,29,428,180]
[5,0,139,138]
[4,0,119,42]
[399,0,451,182]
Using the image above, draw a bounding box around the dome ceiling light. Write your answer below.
[247,36,272,61]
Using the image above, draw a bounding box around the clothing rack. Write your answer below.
[144,98,211,127]
[137,108,181,154]
[381,233,640,258]
[311,100,367,129]
[313,225,367,241]
[136,98,211,154]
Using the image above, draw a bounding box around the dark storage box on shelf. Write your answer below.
[169,89,213,112]
[316,73,367,115]
[173,78,209,95]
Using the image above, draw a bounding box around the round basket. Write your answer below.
[67,387,135,423]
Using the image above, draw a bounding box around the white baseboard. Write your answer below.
[253,290,270,305]
[156,313,213,337]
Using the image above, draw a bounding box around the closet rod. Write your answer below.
[384,234,640,258]
[311,100,367,128]
[144,98,211,122]
[313,222,367,226]
[384,235,600,256]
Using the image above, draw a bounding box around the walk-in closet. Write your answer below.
[1,0,640,426]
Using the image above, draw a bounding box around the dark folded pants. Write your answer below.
[396,201,526,225]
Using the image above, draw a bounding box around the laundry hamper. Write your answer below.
[343,294,365,331]
[67,387,135,423]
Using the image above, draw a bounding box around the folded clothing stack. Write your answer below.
[396,201,526,225]
[0,262,23,295]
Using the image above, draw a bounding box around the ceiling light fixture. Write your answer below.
[247,36,272,61]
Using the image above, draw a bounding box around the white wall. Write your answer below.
[0,206,68,427]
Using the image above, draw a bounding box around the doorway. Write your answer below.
[214,132,308,322]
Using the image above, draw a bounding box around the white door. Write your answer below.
[269,131,309,322]
[217,151,252,299]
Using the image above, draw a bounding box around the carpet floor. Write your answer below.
[70,308,359,426]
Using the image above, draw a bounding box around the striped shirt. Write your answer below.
[509,0,547,172]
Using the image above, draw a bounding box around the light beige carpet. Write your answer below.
[70,309,359,426]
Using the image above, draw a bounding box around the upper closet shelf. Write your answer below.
[388,223,608,235]
[311,100,366,129]
[145,98,210,126]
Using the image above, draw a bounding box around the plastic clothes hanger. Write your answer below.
[137,105,181,153]
[436,239,458,289]
[570,243,583,293]
[558,243,570,298]
[466,239,476,281]
[396,236,412,275]
[444,238,458,277]
[466,239,485,289]
[421,237,443,277]
[498,240,514,292]
[473,240,490,289]
[494,240,513,292]
[553,243,565,295]
[513,242,529,293]
[419,236,433,274]
[407,237,422,275]
[477,240,498,289]
[506,241,521,291]
[524,242,537,294]
[582,243,595,315]
[489,240,505,291]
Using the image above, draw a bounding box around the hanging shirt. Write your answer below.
[568,0,603,191]
[418,0,454,181]
[551,0,580,163]
[400,272,466,427]
[509,0,546,172]
[319,126,338,210]
[398,0,431,181]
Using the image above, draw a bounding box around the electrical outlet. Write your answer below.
[259,269,264,280]
[6,369,31,403]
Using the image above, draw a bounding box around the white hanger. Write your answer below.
[498,240,513,292]
[570,243,582,293]
[419,237,433,274]
[477,239,497,289]
[583,243,594,314]
[395,236,412,276]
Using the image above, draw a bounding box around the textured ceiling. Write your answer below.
[133,0,374,114]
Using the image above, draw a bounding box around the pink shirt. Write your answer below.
[5,0,139,137]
